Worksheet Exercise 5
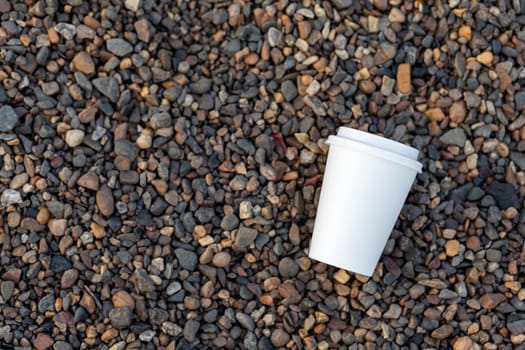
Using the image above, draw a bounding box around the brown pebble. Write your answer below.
[36,208,51,224]
[21,217,45,232]
[34,333,54,350]
[425,108,445,122]
[48,219,68,236]
[91,222,105,239]
[80,292,96,314]
[397,63,411,94]
[212,252,231,268]
[358,80,376,94]
[449,101,466,124]
[101,328,119,342]
[61,269,79,289]
[73,51,95,75]
[453,336,475,350]
[479,293,506,309]
[96,184,115,217]
[445,240,460,256]
[244,52,259,65]
[77,170,100,191]
[112,290,135,310]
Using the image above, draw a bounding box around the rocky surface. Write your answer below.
[0,0,524,349]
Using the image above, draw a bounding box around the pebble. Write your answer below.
[0,281,14,300]
[0,105,18,132]
[55,23,76,40]
[1,189,22,207]
[65,129,85,147]
[183,320,200,342]
[73,51,95,75]
[439,128,467,146]
[77,171,100,191]
[449,101,466,124]
[34,333,54,350]
[431,325,454,339]
[332,0,352,9]
[487,183,520,209]
[61,269,79,288]
[135,268,155,293]
[212,252,231,268]
[476,51,493,66]
[96,184,115,217]
[507,320,525,335]
[106,38,133,57]
[333,270,350,284]
[48,219,67,236]
[134,18,154,43]
[271,329,290,347]
[281,80,298,101]
[445,240,460,256]
[510,151,525,171]
[220,214,239,231]
[395,64,412,94]
[235,227,258,248]
[190,78,212,94]
[175,248,198,271]
[112,290,135,309]
[109,307,133,329]
[278,257,299,278]
[92,77,120,103]
[479,293,506,309]
[125,0,140,11]
[139,330,155,342]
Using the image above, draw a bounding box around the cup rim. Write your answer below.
[327,135,423,173]
[337,127,420,160]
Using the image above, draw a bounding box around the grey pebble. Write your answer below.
[221,214,239,231]
[92,77,120,102]
[106,38,133,57]
[175,248,198,271]
[278,257,299,278]
[115,139,139,160]
[0,105,18,132]
[281,80,297,102]
[439,128,467,147]
[190,78,212,94]
[135,268,155,293]
[235,226,258,248]
[183,319,200,342]
[109,307,133,329]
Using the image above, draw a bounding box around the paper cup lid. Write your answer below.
[337,127,420,161]
[327,135,423,173]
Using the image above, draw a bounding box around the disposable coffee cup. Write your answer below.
[309,130,422,276]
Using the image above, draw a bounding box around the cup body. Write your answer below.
[308,135,421,276]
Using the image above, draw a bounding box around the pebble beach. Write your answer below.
[0,0,524,349]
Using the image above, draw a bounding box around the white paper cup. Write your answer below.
[309,134,422,276]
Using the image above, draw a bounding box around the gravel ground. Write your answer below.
[1,0,525,349]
